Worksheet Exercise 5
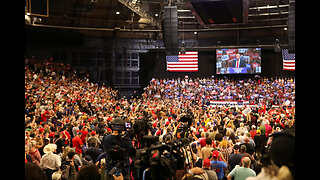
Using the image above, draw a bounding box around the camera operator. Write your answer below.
[176,113,193,139]
[102,118,135,180]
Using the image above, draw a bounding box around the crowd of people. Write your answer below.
[143,75,294,107]
[25,57,295,180]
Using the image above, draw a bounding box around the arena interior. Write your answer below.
[25,0,295,180]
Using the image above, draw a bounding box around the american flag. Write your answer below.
[166,51,198,72]
[282,49,295,71]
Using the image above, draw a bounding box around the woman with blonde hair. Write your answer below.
[219,140,231,164]
[61,145,72,161]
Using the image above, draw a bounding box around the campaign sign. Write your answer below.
[238,48,248,53]
[228,67,247,73]
[242,107,252,116]
[217,62,222,68]
[221,55,229,61]
[210,101,250,107]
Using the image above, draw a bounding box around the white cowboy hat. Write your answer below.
[43,143,57,154]
[52,171,62,180]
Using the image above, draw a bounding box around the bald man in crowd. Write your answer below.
[227,157,256,180]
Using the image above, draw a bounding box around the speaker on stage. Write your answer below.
[161,6,179,55]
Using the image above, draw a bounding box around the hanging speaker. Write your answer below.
[161,6,179,55]
[288,0,295,53]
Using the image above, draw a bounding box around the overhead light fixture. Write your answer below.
[194,31,197,35]
[155,13,159,17]
[116,11,120,15]
[284,27,287,31]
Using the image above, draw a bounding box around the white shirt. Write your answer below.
[39,152,61,170]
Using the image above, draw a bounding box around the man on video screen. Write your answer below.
[231,54,246,68]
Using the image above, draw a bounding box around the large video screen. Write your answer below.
[216,48,261,74]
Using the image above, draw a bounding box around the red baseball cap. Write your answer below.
[212,151,219,158]
[38,128,44,133]
[153,122,157,128]
[203,158,211,167]
[156,130,161,136]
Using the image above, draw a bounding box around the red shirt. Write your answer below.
[250,130,257,139]
[41,110,50,122]
[72,136,83,154]
[199,138,207,148]
[80,130,88,144]
[61,130,70,145]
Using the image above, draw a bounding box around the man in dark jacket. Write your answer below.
[231,54,246,68]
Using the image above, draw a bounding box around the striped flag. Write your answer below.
[166,51,198,72]
[282,49,295,71]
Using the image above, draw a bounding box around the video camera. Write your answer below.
[132,112,153,149]
[105,118,135,177]
[133,118,152,135]
[109,118,132,132]
[178,114,193,129]
[133,137,191,180]
[177,113,193,138]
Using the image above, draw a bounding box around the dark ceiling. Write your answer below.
[25,0,291,47]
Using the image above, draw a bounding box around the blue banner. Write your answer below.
[228,67,248,74]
